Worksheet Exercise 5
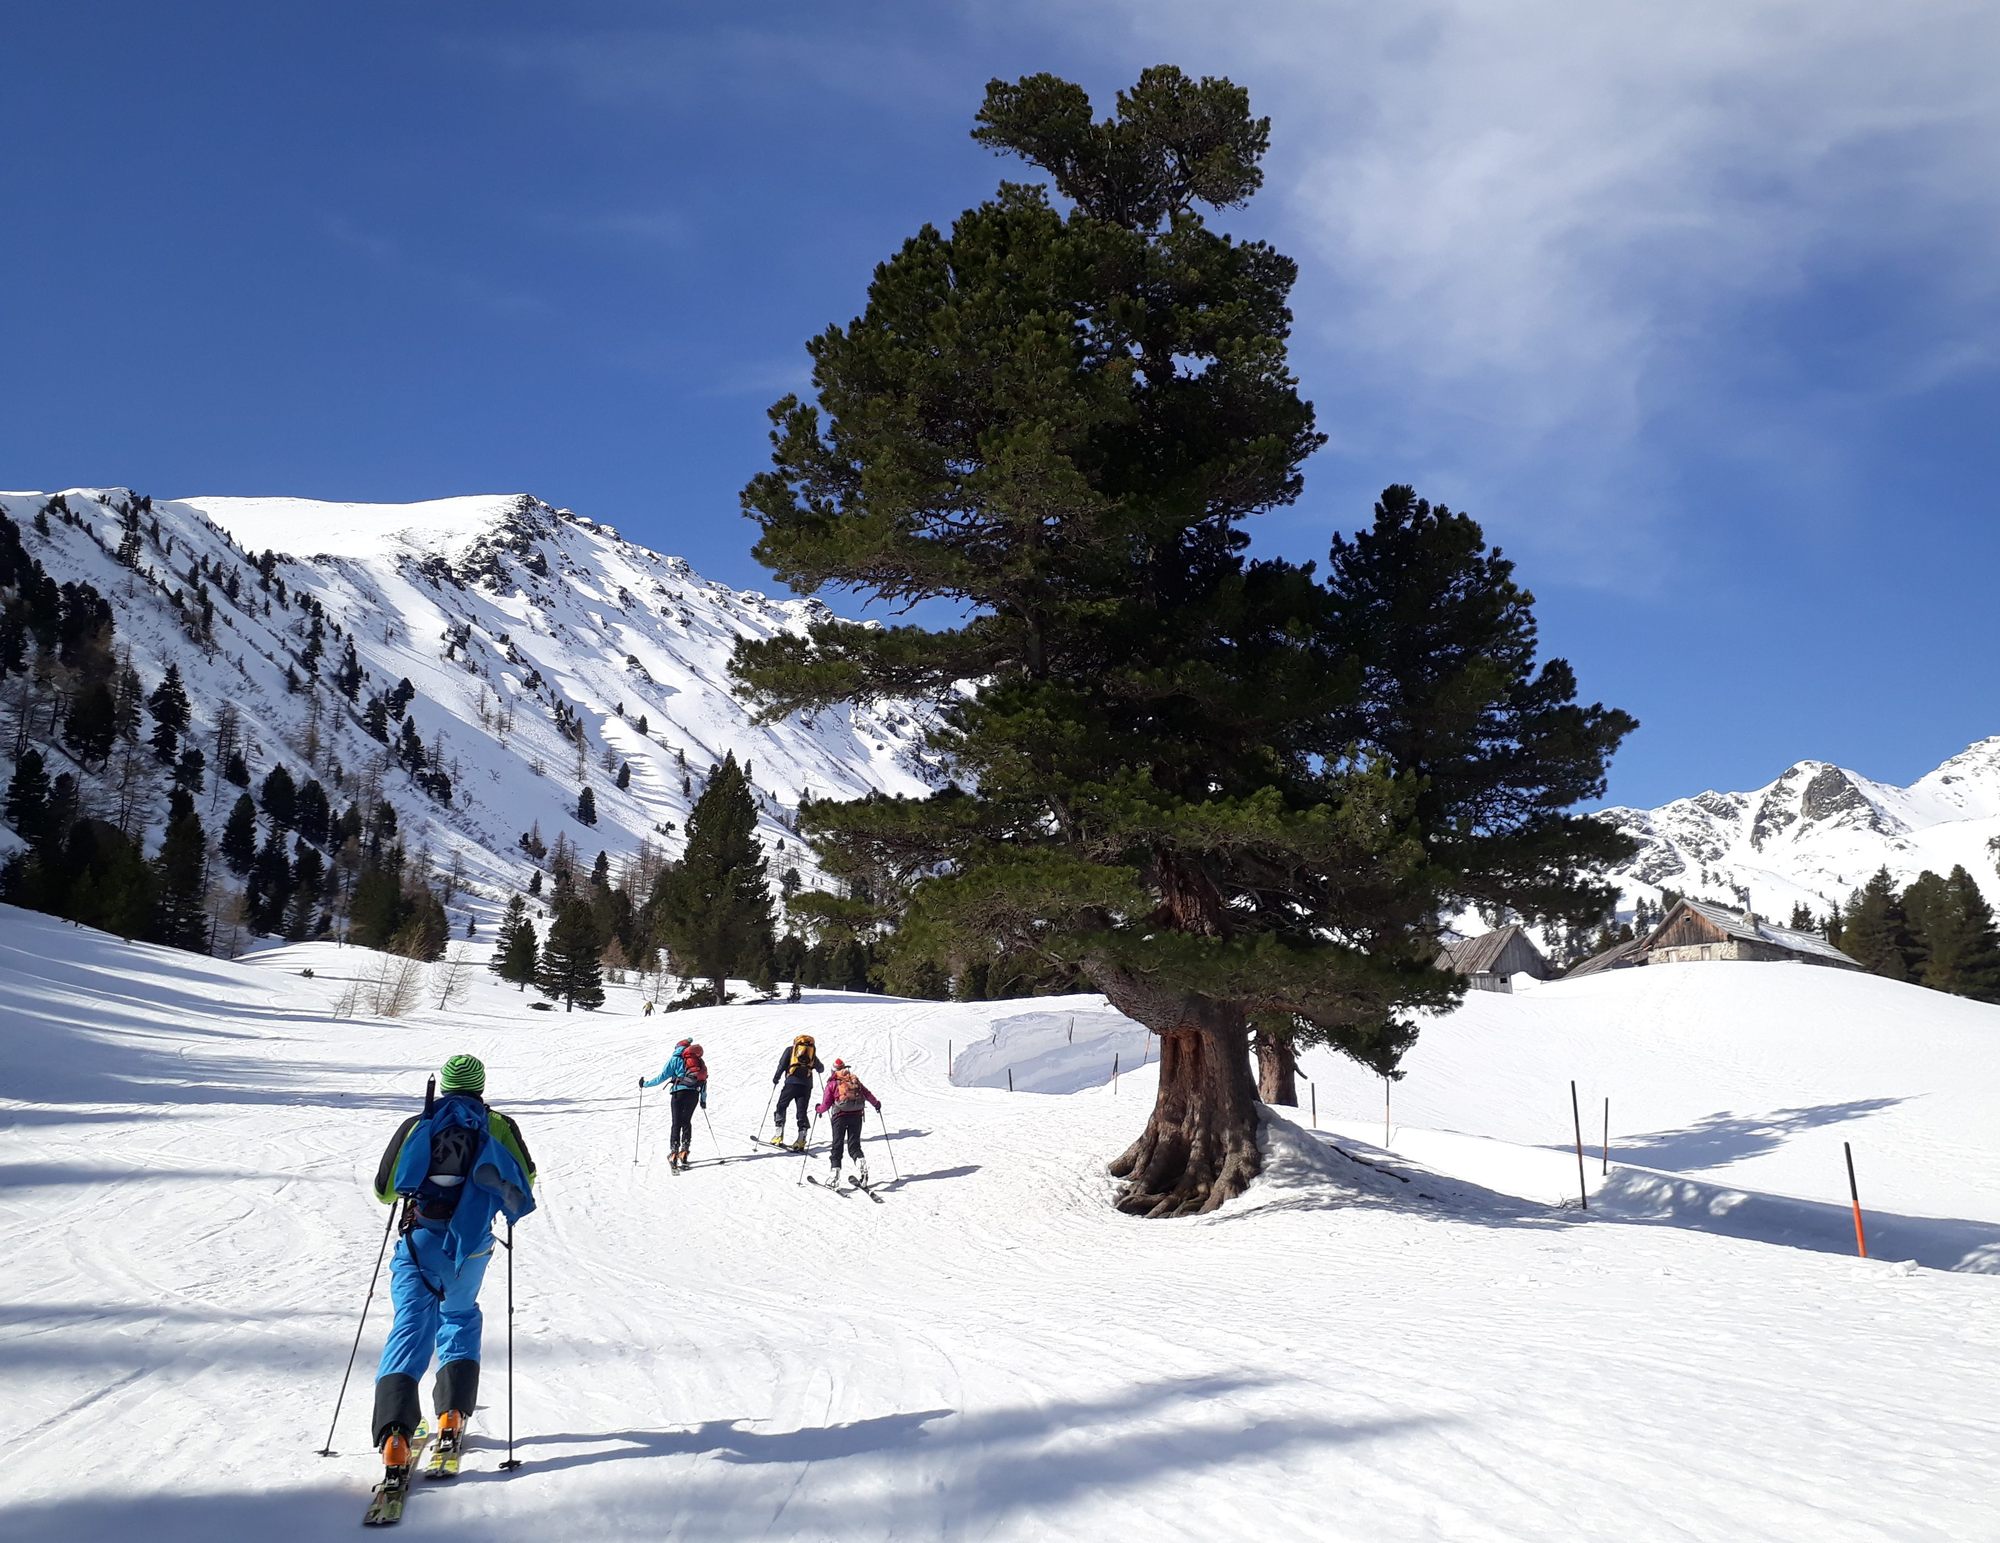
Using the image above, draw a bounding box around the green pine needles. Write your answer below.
[730,68,1635,1217]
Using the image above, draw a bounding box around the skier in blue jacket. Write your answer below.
[641,1038,707,1171]
[369,1054,535,1476]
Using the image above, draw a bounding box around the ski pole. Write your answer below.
[498,1220,522,1470]
[796,1101,823,1186]
[874,1105,900,1182]
[701,1102,721,1163]
[754,1083,775,1140]
[316,1199,400,1455]
[632,1080,645,1166]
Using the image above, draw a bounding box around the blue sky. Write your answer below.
[6,1,1997,808]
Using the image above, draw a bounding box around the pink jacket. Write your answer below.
[816,1072,880,1116]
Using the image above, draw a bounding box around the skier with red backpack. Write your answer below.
[641,1038,708,1171]
[815,1058,882,1188]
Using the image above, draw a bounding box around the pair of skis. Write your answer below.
[806,1172,884,1203]
[361,1418,469,1527]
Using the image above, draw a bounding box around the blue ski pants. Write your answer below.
[378,1224,492,1384]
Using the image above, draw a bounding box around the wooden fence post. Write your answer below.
[1570,1080,1588,1210]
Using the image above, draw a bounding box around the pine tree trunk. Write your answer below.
[1255,1031,1298,1106]
[1107,1010,1262,1218]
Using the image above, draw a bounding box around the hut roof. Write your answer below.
[1647,898,1859,966]
[1436,923,1549,978]
[1565,937,1646,978]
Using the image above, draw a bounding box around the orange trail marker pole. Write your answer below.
[1845,1141,1868,1259]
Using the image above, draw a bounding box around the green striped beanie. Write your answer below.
[440,1054,486,1095]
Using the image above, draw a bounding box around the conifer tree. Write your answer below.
[1787,901,1815,931]
[220,793,259,877]
[491,894,539,990]
[1916,866,2000,1002]
[1840,869,1910,980]
[147,664,191,765]
[65,680,118,769]
[4,747,50,842]
[295,779,331,848]
[729,69,1630,1214]
[247,827,293,934]
[260,764,298,829]
[616,762,631,791]
[649,751,775,1001]
[536,898,605,1011]
[151,809,209,950]
[575,785,597,827]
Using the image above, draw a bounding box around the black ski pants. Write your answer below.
[775,1080,811,1132]
[669,1088,700,1153]
[829,1108,865,1165]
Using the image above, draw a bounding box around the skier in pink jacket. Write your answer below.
[816,1059,881,1188]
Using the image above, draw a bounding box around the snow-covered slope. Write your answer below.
[1,905,1994,1540]
[1601,739,2000,918]
[1,487,934,913]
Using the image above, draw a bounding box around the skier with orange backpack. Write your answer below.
[814,1058,881,1189]
[641,1038,708,1171]
[769,1032,823,1150]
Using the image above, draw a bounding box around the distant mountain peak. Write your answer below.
[1603,741,2000,919]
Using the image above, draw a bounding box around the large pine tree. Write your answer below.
[1841,869,1911,980]
[147,663,191,765]
[649,751,775,1001]
[537,899,605,1012]
[490,893,540,990]
[1915,866,2000,1002]
[730,69,1632,1215]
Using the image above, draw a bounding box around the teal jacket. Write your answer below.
[643,1046,705,1105]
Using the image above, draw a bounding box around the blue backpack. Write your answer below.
[392,1092,535,1268]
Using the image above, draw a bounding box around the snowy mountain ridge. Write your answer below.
[1,485,935,918]
[1602,738,2000,920]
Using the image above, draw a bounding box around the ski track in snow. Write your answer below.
[1,906,1996,1541]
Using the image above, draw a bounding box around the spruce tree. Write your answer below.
[616,762,632,791]
[1900,869,1950,979]
[729,69,1630,1215]
[147,664,191,765]
[260,764,298,829]
[65,680,118,769]
[536,898,605,1011]
[247,827,293,935]
[220,793,259,877]
[1840,869,1911,980]
[1787,901,1815,931]
[1917,866,2000,1002]
[575,786,597,827]
[649,751,775,1001]
[491,894,540,990]
[4,747,50,842]
[151,809,209,950]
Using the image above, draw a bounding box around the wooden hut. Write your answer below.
[1639,899,1860,970]
[1436,924,1551,993]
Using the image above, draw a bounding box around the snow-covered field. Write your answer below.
[2,905,1995,1541]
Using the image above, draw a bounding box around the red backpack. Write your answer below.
[683,1044,708,1085]
[832,1066,863,1109]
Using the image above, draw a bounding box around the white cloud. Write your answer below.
[1018,1,2000,580]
